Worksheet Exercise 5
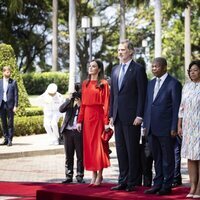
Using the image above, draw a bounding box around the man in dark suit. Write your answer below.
[59,83,84,184]
[0,66,18,146]
[110,39,147,192]
[143,57,182,195]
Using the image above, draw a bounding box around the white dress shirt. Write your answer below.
[3,78,9,102]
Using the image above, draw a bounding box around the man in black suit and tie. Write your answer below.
[110,39,147,192]
[143,57,182,195]
[0,66,18,146]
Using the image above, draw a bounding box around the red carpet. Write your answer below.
[0,181,189,200]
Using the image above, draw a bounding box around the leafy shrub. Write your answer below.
[0,44,31,116]
[14,115,45,136]
[0,112,63,137]
[24,107,43,116]
[22,72,69,95]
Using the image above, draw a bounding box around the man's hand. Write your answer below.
[177,127,183,138]
[13,106,17,113]
[133,117,142,126]
[77,123,82,132]
[171,130,177,138]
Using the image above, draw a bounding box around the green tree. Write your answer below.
[0,43,31,116]
[0,0,52,72]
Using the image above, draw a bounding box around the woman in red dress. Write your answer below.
[77,59,110,186]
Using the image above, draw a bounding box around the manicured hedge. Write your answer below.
[22,72,69,95]
[0,115,45,137]
[0,114,63,137]
[24,107,43,116]
[19,115,63,136]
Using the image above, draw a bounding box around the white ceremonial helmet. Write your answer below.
[46,83,58,94]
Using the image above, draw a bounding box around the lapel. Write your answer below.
[0,79,3,94]
[153,74,170,102]
[150,78,156,103]
[119,60,135,91]
[7,78,12,93]
[0,79,3,91]
[113,64,121,92]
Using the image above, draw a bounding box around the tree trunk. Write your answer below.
[68,0,77,93]
[52,0,58,71]
[184,5,191,80]
[154,0,162,57]
[120,0,126,42]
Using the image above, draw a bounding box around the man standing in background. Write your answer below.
[0,66,18,146]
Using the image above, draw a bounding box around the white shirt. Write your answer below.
[155,72,168,89]
[66,108,79,130]
[119,59,132,78]
[3,78,9,102]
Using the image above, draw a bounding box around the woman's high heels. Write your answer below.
[93,176,103,186]
[88,174,97,187]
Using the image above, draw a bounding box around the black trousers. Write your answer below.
[138,136,153,187]
[149,134,175,189]
[0,101,14,142]
[114,116,141,186]
[174,135,182,180]
[63,129,84,178]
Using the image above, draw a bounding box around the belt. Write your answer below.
[66,129,77,132]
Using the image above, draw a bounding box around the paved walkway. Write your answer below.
[0,134,118,184]
[0,134,189,186]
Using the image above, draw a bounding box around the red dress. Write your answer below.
[78,79,110,171]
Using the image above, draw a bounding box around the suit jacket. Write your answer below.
[59,98,78,134]
[110,60,147,124]
[143,74,182,136]
[0,78,18,109]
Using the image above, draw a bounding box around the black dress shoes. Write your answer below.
[1,140,8,145]
[157,187,172,195]
[143,177,152,187]
[172,177,182,187]
[144,187,161,194]
[62,177,73,184]
[7,141,12,146]
[76,176,85,183]
[111,184,127,191]
[126,185,136,192]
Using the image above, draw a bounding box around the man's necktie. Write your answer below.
[118,64,126,89]
[153,78,161,100]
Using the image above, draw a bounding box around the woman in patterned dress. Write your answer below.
[178,60,200,198]
[77,59,110,186]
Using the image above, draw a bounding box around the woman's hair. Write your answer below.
[86,59,104,88]
[188,60,200,80]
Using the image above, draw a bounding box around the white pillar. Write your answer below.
[52,0,58,71]
[184,6,191,80]
[68,0,77,93]
[154,0,162,57]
